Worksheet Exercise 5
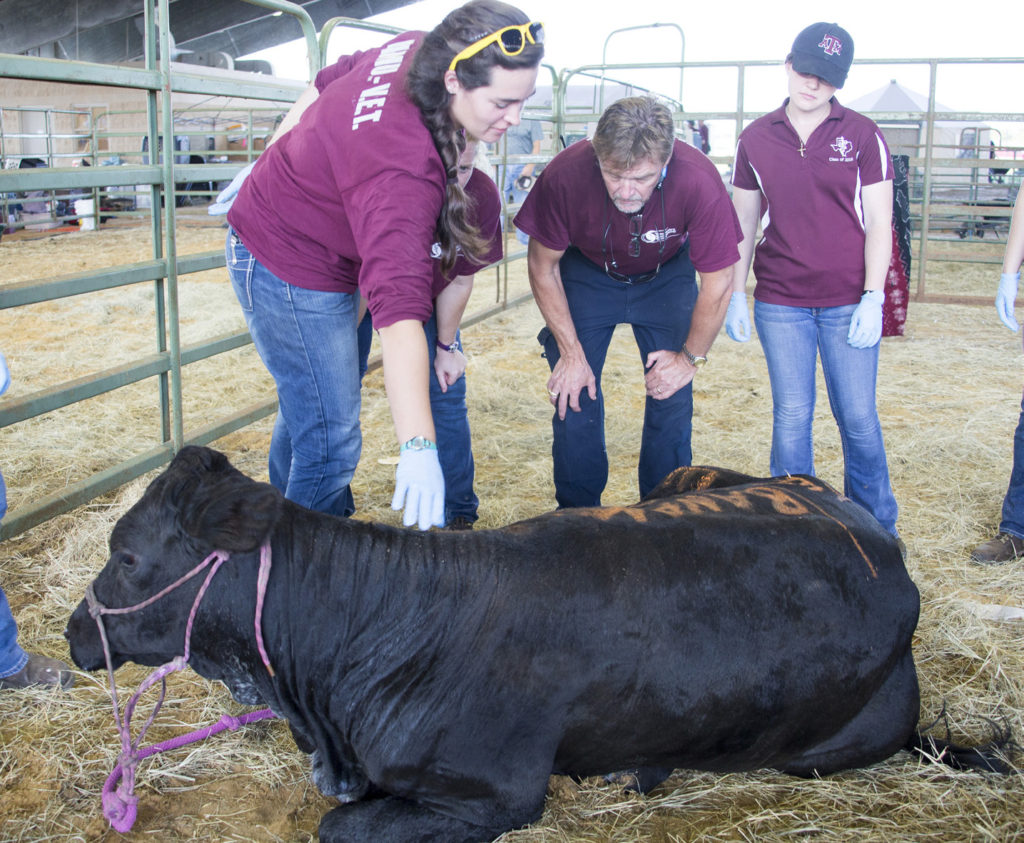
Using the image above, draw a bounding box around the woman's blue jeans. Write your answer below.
[998,392,1024,538]
[0,475,29,679]
[228,229,360,517]
[0,587,28,679]
[539,246,698,508]
[358,313,478,524]
[754,300,899,534]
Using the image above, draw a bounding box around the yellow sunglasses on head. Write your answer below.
[448,21,544,72]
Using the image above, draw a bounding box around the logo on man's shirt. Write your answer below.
[829,136,854,162]
[641,226,679,244]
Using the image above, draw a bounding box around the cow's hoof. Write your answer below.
[311,750,367,802]
[603,766,672,794]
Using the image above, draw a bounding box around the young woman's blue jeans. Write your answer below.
[358,313,478,525]
[998,392,1024,538]
[0,587,29,680]
[228,229,360,517]
[0,474,29,679]
[539,246,698,508]
[754,300,899,534]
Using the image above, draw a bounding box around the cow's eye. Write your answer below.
[114,550,138,570]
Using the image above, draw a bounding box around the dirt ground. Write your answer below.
[1,220,1022,841]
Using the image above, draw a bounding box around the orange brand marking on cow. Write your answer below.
[639,478,878,578]
[748,481,878,578]
[557,477,878,578]
[650,498,714,517]
[581,506,621,522]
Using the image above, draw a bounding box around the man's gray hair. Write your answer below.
[592,97,675,170]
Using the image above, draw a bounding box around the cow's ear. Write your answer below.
[172,444,230,474]
[184,476,284,552]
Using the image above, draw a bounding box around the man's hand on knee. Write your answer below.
[644,349,695,399]
[548,354,596,420]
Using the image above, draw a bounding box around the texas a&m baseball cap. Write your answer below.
[790,22,853,89]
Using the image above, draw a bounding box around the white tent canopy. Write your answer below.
[846,79,956,115]
[845,79,987,159]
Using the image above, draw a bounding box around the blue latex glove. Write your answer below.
[391,448,445,530]
[996,271,1020,332]
[0,352,9,396]
[208,162,256,215]
[725,290,751,342]
[847,290,884,348]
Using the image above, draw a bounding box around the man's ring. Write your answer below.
[549,390,558,398]
[656,386,663,394]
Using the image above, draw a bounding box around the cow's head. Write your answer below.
[66,446,283,677]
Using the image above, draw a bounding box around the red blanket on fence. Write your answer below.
[883,226,909,337]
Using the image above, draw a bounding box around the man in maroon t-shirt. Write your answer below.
[516,97,741,507]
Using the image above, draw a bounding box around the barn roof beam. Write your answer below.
[0,0,415,65]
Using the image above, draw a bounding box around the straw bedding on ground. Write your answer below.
[0,222,1022,840]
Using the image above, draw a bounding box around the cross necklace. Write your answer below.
[786,103,824,158]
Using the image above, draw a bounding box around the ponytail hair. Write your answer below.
[408,0,543,275]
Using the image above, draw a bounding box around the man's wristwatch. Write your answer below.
[681,343,707,368]
[436,337,461,353]
[400,436,437,453]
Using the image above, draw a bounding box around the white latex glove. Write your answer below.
[996,271,1020,332]
[847,290,885,349]
[391,447,445,530]
[208,162,256,215]
[725,291,751,342]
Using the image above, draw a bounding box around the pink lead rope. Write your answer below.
[85,542,279,833]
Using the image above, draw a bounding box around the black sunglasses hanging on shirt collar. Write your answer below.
[601,176,667,285]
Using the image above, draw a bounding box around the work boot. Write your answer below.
[0,653,75,691]
[970,533,1024,565]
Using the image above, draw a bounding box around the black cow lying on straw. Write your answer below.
[66,446,1013,842]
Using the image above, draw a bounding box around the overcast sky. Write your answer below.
[248,0,1022,120]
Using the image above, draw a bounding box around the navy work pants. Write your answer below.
[538,246,698,507]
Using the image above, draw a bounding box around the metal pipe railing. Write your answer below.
[2,18,1023,538]
[0,0,314,538]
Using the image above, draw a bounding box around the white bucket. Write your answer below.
[74,199,96,230]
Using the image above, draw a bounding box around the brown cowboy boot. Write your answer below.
[0,652,75,691]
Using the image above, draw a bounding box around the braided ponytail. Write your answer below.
[407,0,543,276]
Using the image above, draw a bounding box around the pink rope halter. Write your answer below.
[84,541,279,833]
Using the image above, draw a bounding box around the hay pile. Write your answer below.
[1,222,1022,841]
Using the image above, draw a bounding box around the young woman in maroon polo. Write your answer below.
[728,22,900,542]
[225,2,542,530]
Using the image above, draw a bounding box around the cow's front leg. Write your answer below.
[318,796,507,843]
[310,749,369,802]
